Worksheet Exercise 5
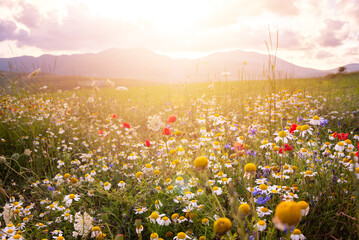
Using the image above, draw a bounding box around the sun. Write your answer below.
[81,0,206,33]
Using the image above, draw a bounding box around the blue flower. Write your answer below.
[320,119,328,127]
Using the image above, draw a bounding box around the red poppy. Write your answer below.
[289,123,297,134]
[112,114,117,118]
[333,132,349,140]
[123,122,131,128]
[98,130,104,135]
[163,127,171,135]
[167,115,177,123]
[234,142,243,152]
[145,139,151,147]
[279,144,293,154]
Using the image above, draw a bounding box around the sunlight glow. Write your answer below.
[82,0,207,32]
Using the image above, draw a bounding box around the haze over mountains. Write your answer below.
[0,48,357,82]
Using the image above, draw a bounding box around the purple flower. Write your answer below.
[256,195,271,205]
[248,127,257,136]
[246,150,257,157]
[320,119,328,127]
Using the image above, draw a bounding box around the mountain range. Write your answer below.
[0,48,358,82]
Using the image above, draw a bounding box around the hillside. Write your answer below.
[0,48,357,82]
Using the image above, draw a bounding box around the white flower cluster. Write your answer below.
[73,211,93,238]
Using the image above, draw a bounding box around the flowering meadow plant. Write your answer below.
[0,78,359,239]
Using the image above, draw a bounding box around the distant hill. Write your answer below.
[0,48,357,82]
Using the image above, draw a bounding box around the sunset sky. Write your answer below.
[0,0,358,70]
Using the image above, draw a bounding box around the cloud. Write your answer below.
[315,50,334,59]
[263,0,299,16]
[336,0,359,24]
[0,0,358,70]
[11,3,139,51]
[15,3,42,28]
[0,20,28,42]
[318,19,349,47]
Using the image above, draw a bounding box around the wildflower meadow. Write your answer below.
[0,74,359,240]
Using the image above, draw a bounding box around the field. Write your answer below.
[0,73,359,240]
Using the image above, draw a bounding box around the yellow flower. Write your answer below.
[301,125,310,131]
[202,218,209,225]
[238,203,250,217]
[244,163,256,179]
[244,163,256,172]
[150,233,159,240]
[213,217,232,235]
[150,212,159,219]
[278,131,287,138]
[194,156,209,168]
[176,232,187,239]
[273,201,301,231]
[297,201,309,216]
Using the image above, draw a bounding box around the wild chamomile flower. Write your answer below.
[88,190,95,197]
[135,207,148,214]
[202,218,209,225]
[299,125,313,137]
[297,201,310,216]
[274,130,292,143]
[184,191,195,199]
[334,141,345,152]
[91,226,102,238]
[174,232,191,240]
[290,229,306,240]
[167,185,174,193]
[64,194,80,206]
[117,181,126,189]
[149,233,159,240]
[12,234,24,240]
[149,212,164,224]
[301,170,317,178]
[175,176,184,185]
[255,220,267,232]
[178,216,188,223]
[103,182,111,191]
[171,213,179,223]
[217,177,231,184]
[256,206,273,217]
[212,186,222,195]
[158,216,171,226]
[309,115,322,125]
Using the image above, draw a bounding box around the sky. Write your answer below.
[0,0,358,70]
